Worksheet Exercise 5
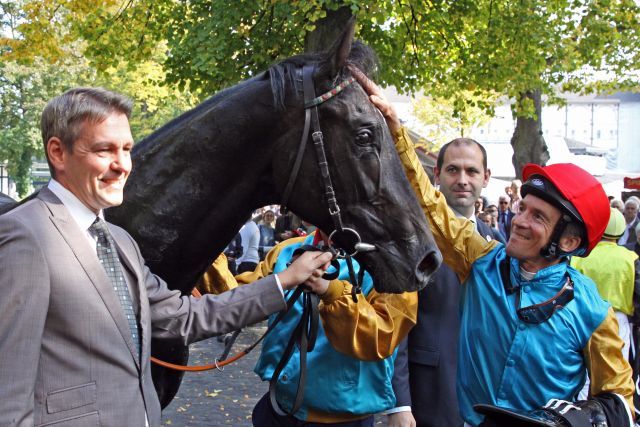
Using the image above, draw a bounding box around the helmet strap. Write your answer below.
[540,215,571,260]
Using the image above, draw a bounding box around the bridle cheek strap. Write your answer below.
[281,64,356,234]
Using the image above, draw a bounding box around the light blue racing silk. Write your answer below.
[458,245,610,426]
[254,234,397,419]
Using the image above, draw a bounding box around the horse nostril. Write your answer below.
[416,250,442,283]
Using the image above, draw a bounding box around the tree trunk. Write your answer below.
[304,6,354,53]
[510,89,550,179]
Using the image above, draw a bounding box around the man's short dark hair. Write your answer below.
[41,87,133,175]
[436,138,488,171]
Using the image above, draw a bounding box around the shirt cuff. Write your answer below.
[381,406,412,415]
[273,273,285,297]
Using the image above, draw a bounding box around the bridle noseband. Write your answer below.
[280,64,376,260]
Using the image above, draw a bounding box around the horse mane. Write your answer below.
[268,40,379,111]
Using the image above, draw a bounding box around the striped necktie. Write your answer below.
[89,217,140,358]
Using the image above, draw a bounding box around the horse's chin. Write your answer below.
[360,245,441,293]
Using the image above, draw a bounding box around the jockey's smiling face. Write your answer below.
[506,194,562,272]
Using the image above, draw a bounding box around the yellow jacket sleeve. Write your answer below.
[195,253,238,294]
[584,307,635,412]
[319,282,417,361]
[393,127,497,281]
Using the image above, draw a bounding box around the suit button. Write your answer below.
[523,285,531,293]
[506,359,515,367]
[519,323,526,331]
[281,374,288,382]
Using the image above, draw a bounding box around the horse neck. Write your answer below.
[110,77,283,292]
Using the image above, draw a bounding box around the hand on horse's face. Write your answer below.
[348,65,401,134]
[278,251,333,291]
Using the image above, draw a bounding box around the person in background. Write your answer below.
[474,197,484,216]
[243,228,417,426]
[508,179,522,214]
[237,217,261,273]
[258,209,277,260]
[497,194,514,241]
[611,198,624,214]
[619,198,639,251]
[222,232,243,275]
[484,203,506,243]
[571,208,640,361]
[275,210,303,242]
[478,211,492,228]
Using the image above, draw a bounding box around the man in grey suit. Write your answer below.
[0,87,332,427]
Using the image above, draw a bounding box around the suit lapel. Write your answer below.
[39,188,141,369]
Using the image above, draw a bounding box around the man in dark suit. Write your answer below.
[388,137,495,427]
[483,203,507,243]
[0,87,332,427]
[497,194,514,240]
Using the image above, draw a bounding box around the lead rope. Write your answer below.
[150,285,307,372]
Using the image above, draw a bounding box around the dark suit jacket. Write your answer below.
[497,209,514,241]
[0,188,285,427]
[393,219,495,427]
[623,219,639,251]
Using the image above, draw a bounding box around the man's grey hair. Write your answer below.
[41,87,133,173]
[625,198,639,209]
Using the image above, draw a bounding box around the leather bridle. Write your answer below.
[281,64,376,262]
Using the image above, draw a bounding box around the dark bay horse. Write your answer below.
[105,21,441,406]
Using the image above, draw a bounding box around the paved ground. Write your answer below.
[161,322,387,426]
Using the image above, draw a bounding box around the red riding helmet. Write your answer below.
[521,163,609,256]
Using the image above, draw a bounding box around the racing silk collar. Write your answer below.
[501,257,574,324]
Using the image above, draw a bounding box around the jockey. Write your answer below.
[202,228,417,426]
[350,67,634,427]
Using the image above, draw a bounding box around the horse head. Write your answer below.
[268,21,441,293]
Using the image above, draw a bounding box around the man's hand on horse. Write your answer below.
[278,251,332,292]
[348,65,402,134]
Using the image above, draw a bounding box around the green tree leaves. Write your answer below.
[1,0,639,190]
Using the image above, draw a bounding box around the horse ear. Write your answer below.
[318,17,356,79]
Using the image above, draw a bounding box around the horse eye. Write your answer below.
[355,129,373,146]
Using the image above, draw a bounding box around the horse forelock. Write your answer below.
[346,41,379,78]
[268,40,378,111]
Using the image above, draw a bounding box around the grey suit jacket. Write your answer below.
[0,188,285,427]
